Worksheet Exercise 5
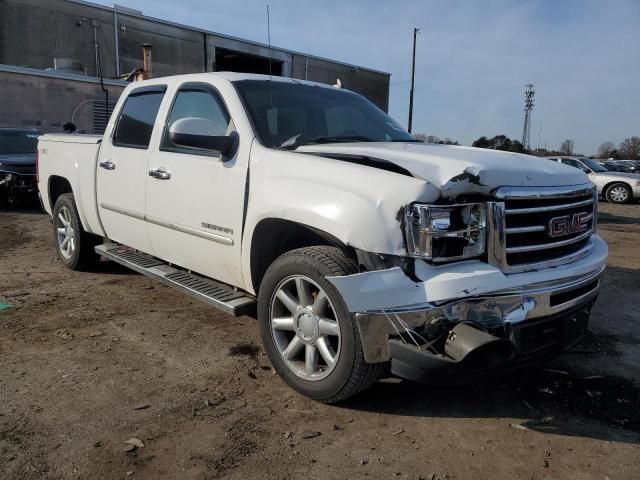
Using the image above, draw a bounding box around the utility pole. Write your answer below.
[537,121,541,152]
[408,27,419,134]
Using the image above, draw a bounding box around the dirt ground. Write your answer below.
[1,201,639,480]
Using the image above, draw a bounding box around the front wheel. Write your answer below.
[257,246,386,403]
[605,183,632,204]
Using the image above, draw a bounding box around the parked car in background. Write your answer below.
[0,127,41,205]
[547,156,640,204]
[603,159,640,174]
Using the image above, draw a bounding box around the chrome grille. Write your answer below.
[487,183,597,273]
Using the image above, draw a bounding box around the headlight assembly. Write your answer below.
[404,203,487,261]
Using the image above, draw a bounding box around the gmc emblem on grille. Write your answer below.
[548,212,592,238]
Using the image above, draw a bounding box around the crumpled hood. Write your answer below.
[297,142,589,198]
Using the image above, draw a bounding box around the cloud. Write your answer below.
[94,0,640,154]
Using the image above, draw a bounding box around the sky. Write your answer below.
[93,0,640,155]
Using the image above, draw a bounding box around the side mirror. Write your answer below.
[168,117,238,158]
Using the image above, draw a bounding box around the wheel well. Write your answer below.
[250,218,348,293]
[603,181,631,195]
[48,176,73,209]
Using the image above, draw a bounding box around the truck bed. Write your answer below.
[38,133,105,237]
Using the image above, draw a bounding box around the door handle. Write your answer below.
[99,161,116,170]
[148,169,171,180]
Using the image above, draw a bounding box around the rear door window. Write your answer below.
[113,86,166,149]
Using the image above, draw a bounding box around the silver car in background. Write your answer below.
[547,156,640,204]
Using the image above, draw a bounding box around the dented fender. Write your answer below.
[240,143,441,292]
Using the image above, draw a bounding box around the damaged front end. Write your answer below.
[329,182,607,384]
[351,271,600,383]
[0,168,38,204]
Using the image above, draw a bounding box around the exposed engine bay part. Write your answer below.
[388,305,592,384]
[381,320,514,384]
[444,323,513,366]
[351,264,602,364]
[385,322,514,376]
[352,248,414,276]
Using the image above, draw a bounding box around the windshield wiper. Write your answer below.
[305,135,376,145]
[279,134,377,150]
[392,138,422,142]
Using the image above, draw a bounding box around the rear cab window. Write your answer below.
[112,85,167,149]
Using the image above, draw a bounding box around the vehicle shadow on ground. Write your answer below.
[597,211,640,226]
[343,364,639,444]
[93,258,139,275]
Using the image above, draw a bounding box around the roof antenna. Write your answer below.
[267,4,272,78]
[266,4,275,146]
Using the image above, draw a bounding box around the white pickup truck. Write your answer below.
[38,73,608,403]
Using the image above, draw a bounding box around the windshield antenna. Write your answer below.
[266,4,275,147]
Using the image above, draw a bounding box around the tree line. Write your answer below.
[412,132,640,159]
[595,137,640,160]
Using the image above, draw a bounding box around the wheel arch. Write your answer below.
[603,180,632,200]
[48,176,74,212]
[249,218,350,294]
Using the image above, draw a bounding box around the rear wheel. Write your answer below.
[52,193,102,270]
[605,183,632,204]
[257,246,386,403]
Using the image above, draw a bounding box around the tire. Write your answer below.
[257,246,386,403]
[52,193,102,270]
[605,183,632,204]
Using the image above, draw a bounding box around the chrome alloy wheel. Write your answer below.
[56,206,75,259]
[609,186,629,203]
[270,275,341,381]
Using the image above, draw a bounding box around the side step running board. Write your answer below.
[95,243,256,316]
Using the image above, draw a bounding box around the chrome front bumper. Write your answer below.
[354,265,603,363]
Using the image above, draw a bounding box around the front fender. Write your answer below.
[240,145,440,291]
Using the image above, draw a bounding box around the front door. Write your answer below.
[145,82,248,288]
[96,85,167,253]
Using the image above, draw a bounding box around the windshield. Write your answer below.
[581,158,609,172]
[0,130,40,155]
[233,80,415,149]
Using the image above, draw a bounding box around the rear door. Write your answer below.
[96,85,167,253]
[144,81,248,287]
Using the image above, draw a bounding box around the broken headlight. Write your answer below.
[404,203,487,261]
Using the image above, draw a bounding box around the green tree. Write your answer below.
[472,134,526,153]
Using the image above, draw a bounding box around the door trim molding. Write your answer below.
[100,202,145,220]
[100,202,234,246]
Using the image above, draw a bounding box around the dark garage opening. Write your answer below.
[214,47,283,76]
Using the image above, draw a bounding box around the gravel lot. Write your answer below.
[1,202,639,479]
